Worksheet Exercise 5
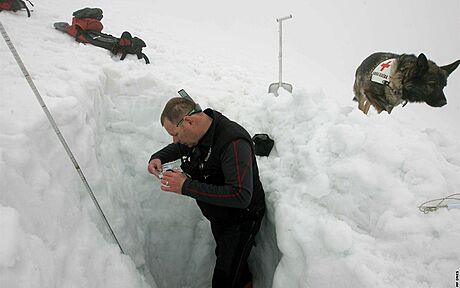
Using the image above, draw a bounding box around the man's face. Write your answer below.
[163,118,197,147]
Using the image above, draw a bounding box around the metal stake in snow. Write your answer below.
[268,14,293,96]
[0,21,125,254]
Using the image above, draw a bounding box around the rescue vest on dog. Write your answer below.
[371,58,396,85]
[58,7,150,64]
[0,0,32,17]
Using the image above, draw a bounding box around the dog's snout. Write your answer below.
[427,98,447,107]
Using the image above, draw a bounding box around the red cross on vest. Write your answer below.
[380,60,392,71]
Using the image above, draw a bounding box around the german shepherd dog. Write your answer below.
[353,52,460,114]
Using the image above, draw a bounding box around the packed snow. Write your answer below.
[1,0,459,287]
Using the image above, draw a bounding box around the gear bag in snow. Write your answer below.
[54,7,149,64]
[252,134,274,156]
[0,0,33,17]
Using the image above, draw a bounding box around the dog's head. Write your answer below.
[401,53,460,107]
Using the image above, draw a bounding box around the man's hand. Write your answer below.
[160,170,187,194]
[148,159,162,178]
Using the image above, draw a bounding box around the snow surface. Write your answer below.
[1,0,460,287]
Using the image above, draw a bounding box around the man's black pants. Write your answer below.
[210,215,264,288]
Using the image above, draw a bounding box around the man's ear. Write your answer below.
[183,115,194,125]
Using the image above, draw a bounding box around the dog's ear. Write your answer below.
[440,59,460,76]
[416,53,429,78]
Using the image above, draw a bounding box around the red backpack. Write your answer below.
[65,8,103,43]
[0,0,32,17]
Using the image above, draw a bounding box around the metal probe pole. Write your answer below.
[0,21,125,254]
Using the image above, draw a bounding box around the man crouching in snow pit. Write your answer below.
[148,96,265,288]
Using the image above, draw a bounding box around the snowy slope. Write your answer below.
[1,0,460,288]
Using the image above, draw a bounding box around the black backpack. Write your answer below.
[252,134,275,156]
[115,31,149,63]
[0,0,33,17]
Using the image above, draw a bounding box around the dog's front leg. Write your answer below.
[358,97,370,115]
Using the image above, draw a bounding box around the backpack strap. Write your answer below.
[24,0,33,15]
[140,53,150,64]
[15,0,30,17]
[24,4,30,17]
[74,25,84,42]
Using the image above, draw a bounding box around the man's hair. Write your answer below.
[160,97,196,126]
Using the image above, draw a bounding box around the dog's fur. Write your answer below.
[353,52,460,114]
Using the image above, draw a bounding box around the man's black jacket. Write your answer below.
[150,109,265,225]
